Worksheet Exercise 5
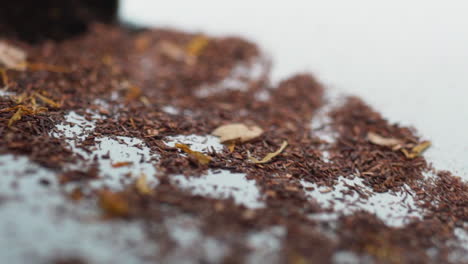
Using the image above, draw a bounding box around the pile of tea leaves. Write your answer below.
[0,24,466,264]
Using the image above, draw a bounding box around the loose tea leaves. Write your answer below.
[249,141,288,164]
[1,104,48,127]
[212,123,263,143]
[175,143,212,165]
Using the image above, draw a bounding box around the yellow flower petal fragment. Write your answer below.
[228,142,236,153]
[8,107,24,127]
[175,143,212,165]
[212,123,263,143]
[186,35,209,57]
[367,132,402,147]
[249,141,288,164]
[0,42,27,70]
[159,41,186,61]
[98,190,130,218]
[135,174,152,195]
[401,141,431,159]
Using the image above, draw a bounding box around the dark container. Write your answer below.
[0,0,118,42]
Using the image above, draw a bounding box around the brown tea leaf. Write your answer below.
[367,132,402,148]
[401,141,431,159]
[125,85,142,101]
[98,190,130,218]
[111,161,133,168]
[249,141,288,164]
[135,174,152,195]
[0,42,27,70]
[175,143,212,165]
[25,62,71,73]
[212,123,263,143]
[0,68,9,86]
[69,188,84,202]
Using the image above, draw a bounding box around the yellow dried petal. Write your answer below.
[401,141,431,159]
[98,190,130,218]
[212,123,263,143]
[175,143,212,165]
[228,142,236,153]
[0,42,27,70]
[367,132,402,147]
[186,35,209,57]
[135,174,152,195]
[159,41,185,61]
[249,141,288,164]
[8,107,23,127]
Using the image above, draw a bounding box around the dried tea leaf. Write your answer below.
[367,132,402,147]
[175,143,212,165]
[401,141,431,159]
[186,35,209,57]
[135,174,152,195]
[98,190,130,217]
[25,62,71,73]
[0,68,9,86]
[125,85,142,101]
[212,123,263,143]
[249,141,288,164]
[111,161,133,168]
[0,42,27,70]
[134,35,151,52]
[69,188,84,202]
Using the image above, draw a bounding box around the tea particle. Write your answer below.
[111,161,133,168]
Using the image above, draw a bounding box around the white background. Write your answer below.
[120,0,468,179]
